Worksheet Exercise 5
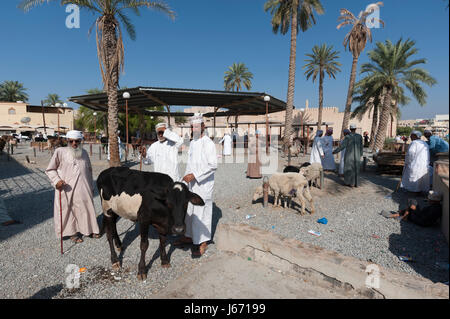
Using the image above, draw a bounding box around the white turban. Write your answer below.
[190,113,204,124]
[66,130,83,140]
[155,122,167,130]
[411,130,422,138]
[350,124,357,129]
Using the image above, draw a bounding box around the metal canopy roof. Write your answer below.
[69,86,289,117]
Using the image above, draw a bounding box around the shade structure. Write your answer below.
[68,86,289,116]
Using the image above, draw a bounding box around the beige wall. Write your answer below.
[0,102,74,134]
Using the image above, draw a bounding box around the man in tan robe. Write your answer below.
[247,131,262,179]
[45,130,100,243]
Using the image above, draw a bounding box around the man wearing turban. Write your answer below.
[45,130,100,243]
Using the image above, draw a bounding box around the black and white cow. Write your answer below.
[97,167,204,280]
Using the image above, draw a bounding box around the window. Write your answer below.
[8,108,16,115]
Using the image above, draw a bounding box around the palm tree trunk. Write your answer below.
[374,86,393,152]
[369,105,378,150]
[341,55,359,140]
[104,18,120,167]
[317,69,324,131]
[283,0,298,152]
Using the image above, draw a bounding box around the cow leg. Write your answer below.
[104,213,120,270]
[111,214,122,251]
[159,233,171,268]
[137,221,150,281]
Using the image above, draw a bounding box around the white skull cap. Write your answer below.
[66,130,83,140]
[155,122,167,130]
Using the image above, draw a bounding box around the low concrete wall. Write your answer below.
[433,156,449,244]
[216,223,449,299]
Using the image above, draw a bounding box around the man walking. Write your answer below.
[145,123,183,181]
[333,124,363,187]
[45,130,100,243]
[219,132,232,156]
[176,114,217,257]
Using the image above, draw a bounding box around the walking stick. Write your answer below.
[59,189,63,255]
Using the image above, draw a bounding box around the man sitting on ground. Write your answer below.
[381,191,442,227]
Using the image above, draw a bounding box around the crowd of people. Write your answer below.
[42,117,448,256]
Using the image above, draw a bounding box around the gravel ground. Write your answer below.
[0,143,448,299]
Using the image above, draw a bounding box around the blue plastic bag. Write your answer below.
[317,217,328,225]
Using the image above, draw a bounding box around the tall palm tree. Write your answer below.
[19,0,175,167]
[264,0,324,151]
[336,2,384,140]
[359,38,437,152]
[303,44,341,131]
[0,80,29,102]
[224,62,254,92]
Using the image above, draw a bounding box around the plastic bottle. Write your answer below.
[245,214,256,220]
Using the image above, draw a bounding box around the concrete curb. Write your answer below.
[215,223,449,299]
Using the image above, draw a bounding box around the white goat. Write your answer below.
[252,173,315,215]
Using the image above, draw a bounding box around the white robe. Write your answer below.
[107,136,124,162]
[219,134,232,156]
[321,135,336,170]
[310,136,324,164]
[401,140,430,192]
[146,129,183,181]
[184,135,217,245]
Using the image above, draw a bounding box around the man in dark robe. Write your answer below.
[333,124,363,187]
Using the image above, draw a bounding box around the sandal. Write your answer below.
[192,242,208,257]
[70,235,83,243]
[90,233,102,239]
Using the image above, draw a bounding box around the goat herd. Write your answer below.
[252,162,322,215]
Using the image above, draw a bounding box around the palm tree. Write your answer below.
[303,44,341,131]
[223,62,253,137]
[264,0,324,151]
[0,80,29,102]
[336,2,384,139]
[19,0,175,167]
[359,38,437,152]
[224,62,254,92]
[43,93,63,106]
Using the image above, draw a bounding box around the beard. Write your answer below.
[68,146,83,159]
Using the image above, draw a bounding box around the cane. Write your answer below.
[59,189,63,255]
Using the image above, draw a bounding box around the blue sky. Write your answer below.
[0,0,448,120]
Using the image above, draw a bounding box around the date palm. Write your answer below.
[351,84,401,150]
[264,0,324,151]
[0,80,29,102]
[224,62,253,92]
[19,0,175,167]
[359,38,436,152]
[43,93,63,106]
[336,2,384,139]
[303,44,341,131]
